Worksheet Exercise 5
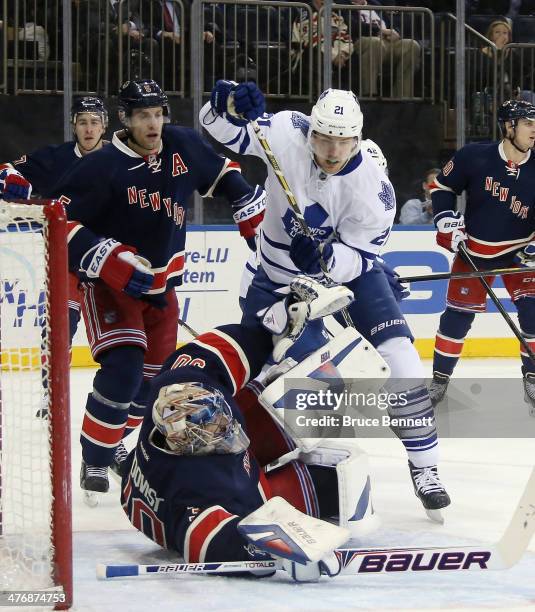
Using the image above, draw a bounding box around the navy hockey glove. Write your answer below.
[515,243,535,268]
[434,210,467,253]
[289,233,334,276]
[210,80,265,126]
[210,79,236,115]
[232,185,266,250]
[231,82,265,122]
[377,257,410,302]
[0,164,32,200]
[80,239,154,298]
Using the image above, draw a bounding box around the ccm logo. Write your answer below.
[357,550,491,572]
[522,277,535,283]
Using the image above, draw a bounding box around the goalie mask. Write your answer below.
[152,382,250,455]
[308,89,363,174]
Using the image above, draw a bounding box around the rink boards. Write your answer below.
[0,226,522,367]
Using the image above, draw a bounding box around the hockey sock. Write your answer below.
[378,337,439,468]
[80,390,130,466]
[433,308,475,377]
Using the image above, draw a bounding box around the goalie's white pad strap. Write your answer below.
[237,496,349,564]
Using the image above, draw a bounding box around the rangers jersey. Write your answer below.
[120,324,274,562]
[200,105,396,285]
[11,141,87,197]
[54,126,240,301]
[431,142,535,262]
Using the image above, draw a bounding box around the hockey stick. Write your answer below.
[177,317,199,339]
[98,466,535,579]
[458,243,535,363]
[249,119,355,330]
[398,266,532,284]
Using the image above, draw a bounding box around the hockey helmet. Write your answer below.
[117,79,170,122]
[152,382,249,456]
[310,89,363,139]
[70,96,108,127]
[498,99,535,133]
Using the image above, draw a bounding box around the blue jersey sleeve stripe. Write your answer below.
[238,131,251,155]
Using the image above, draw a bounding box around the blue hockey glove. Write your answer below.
[377,257,410,302]
[231,82,265,122]
[80,239,154,298]
[289,233,333,276]
[232,185,266,251]
[515,242,535,268]
[210,79,236,115]
[0,164,32,200]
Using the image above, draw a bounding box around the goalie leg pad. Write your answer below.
[300,439,380,537]
[265,461,320,517]
[259,327,390,452]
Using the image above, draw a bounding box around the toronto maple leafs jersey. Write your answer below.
[120,324,273,559]
[431,142,535,261]
[200,104,396,285]
[54,126,240,301]
[10,141,86,197]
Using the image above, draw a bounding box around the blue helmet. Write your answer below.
[498,99,535,133]
[70,96,108,127]
[117,79,170,121]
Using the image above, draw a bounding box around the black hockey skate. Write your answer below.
[409,461,451,524]
[110,441,128,482]
[428,372,450,407]
[81,461,109,507]
[523,373,535,418]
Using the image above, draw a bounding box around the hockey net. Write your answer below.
[0,199,72,608]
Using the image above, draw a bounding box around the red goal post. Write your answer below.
[0,199,72,609]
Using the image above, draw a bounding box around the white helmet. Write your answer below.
[310,89,363,139]
[362,138,388,173]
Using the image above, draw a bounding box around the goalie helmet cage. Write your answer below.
[0,199,72,609]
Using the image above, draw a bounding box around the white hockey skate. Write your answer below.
[523,373,535,418]
[409,461,451,524]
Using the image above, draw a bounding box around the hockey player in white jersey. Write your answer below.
[200,82,450,520]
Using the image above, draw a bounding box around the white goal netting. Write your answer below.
[0,200,71,604]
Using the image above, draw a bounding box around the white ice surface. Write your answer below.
[67,359,535,612]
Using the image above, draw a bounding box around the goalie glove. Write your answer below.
[434,210,467,253]
[0,164,32,200]
[232,185,266,251]
[270,276,353,362]
[515,242,535,268]
[80,238,153,298]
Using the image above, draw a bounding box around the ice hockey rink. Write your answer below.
[64,357,535,612]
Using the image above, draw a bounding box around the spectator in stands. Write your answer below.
[291,0,354,87]
[154,0,217,88]
[399,168,440,225]
[343,0,421,98]
[120,0,161,80]
[17,3,50,60]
